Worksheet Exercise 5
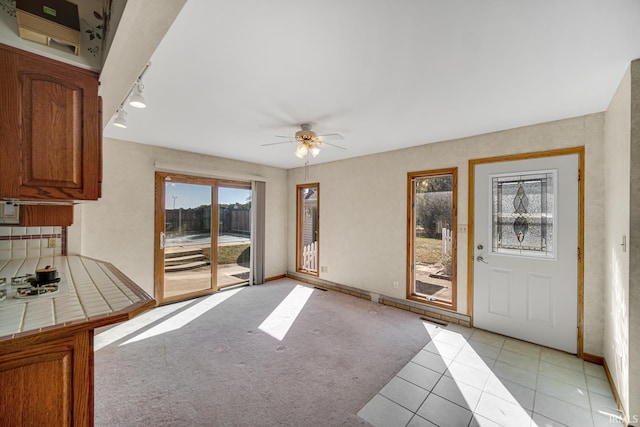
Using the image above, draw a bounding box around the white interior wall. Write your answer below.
[69,138,288,296]
[603,65,631,414]
[628,60,640,422]
[288,113,605,355]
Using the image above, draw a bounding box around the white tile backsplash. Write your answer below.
[11,227,26,235]
[0,228,65,260]
[26,248,41,258]
[10,241,26,259]
[12,240,26,249]
[0,240,62,260]
[40,247,55,257]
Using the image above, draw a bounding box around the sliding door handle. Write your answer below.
[159,232,166,249]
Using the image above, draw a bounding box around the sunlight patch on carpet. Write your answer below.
[121,288,244,345]
[95,299,192,351]
[259,285,313,341]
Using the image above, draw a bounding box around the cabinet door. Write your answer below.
[18,54,101,200]
[0,47,20,197]
[0,351,72,426]
[0,330,94,427]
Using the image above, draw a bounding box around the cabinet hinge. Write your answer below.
[578,168,581,181]
[577,247,581,261]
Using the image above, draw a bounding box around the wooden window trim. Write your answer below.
[406,167,458,311]
[296,183,320,277]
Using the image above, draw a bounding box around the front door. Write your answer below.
[472,153,579,353]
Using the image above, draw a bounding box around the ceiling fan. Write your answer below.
[261,123,346,159]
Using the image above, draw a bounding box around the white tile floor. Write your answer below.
[358,323,624,427]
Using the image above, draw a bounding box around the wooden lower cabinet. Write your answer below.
[0,258,156,426]
[0,329,93,426]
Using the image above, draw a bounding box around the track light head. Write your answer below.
[129,81,146,108]
[113,108,128,128]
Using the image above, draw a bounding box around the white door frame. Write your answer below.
[467,147,585,356]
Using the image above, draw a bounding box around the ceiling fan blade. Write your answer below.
[317,133,344,141]
[320,141,347,150]
[274,135,293,139]
[260,140,296,147]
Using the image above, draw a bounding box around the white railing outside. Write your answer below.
[302,241,317,272]
[442,227,452,256]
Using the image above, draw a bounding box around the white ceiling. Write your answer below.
[104,0,640,169]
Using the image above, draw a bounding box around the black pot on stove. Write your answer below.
[35,266,58,283]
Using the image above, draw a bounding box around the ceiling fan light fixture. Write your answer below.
[113,108,128,128]
[261,123,344,161]
[295,144,308,158]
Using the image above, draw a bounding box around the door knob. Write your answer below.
[476,256,488,264]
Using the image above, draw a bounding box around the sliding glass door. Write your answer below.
[162,180,214,300]
[216,185,252,289]
[155,173,252,304]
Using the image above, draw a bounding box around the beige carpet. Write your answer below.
[94,278,434,426]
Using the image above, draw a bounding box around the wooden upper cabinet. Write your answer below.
[0,43,102,200]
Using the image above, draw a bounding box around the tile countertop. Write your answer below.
[0,256,155,339]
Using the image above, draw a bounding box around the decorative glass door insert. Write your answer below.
[491,170,556,258]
